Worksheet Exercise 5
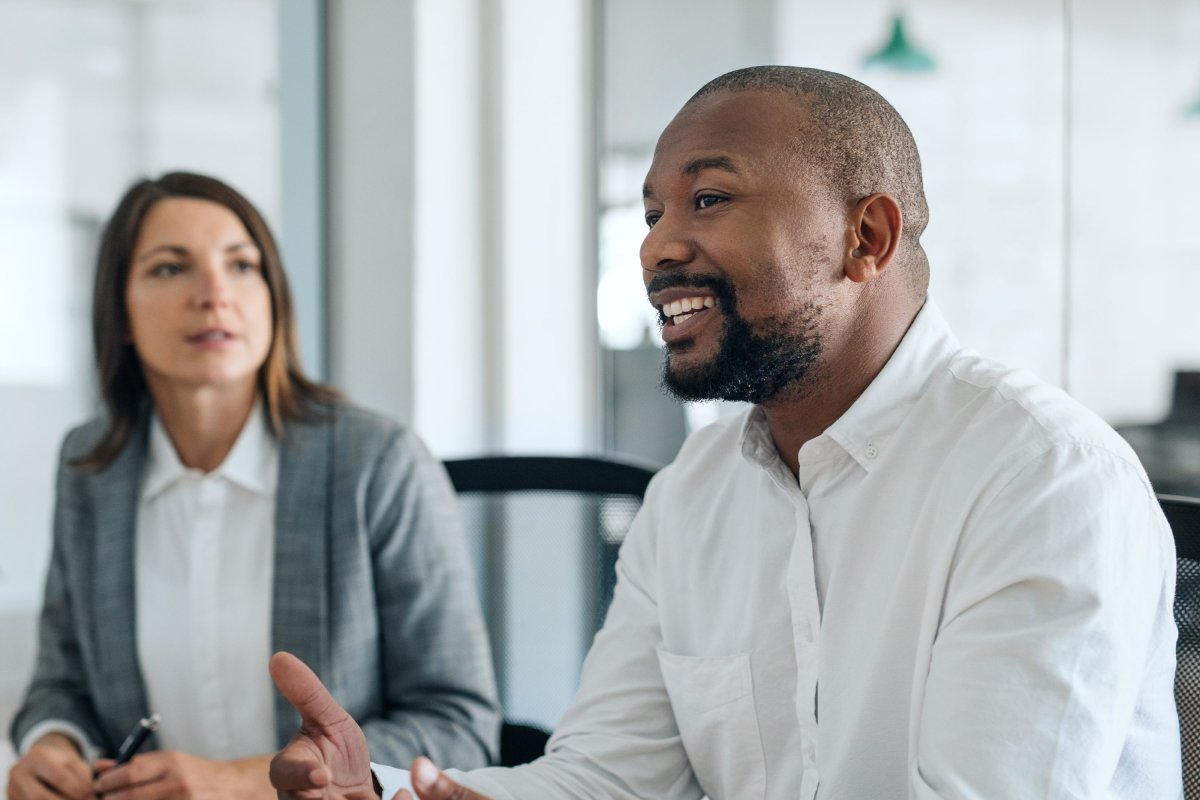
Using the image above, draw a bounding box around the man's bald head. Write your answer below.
[687,66,930,295]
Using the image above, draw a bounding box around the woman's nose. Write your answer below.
[195,260,233,307]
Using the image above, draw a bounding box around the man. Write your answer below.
[269,66,1181,799]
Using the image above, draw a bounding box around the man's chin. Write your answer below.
[662,361,723,403]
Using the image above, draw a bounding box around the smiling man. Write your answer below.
[269,66,1181,799]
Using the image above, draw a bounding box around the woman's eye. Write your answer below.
[151,262,183,277]
[696,194,728,209]
[233,260,258,272]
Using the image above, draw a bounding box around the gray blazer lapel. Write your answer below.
[89,417,154,747]
[272,416,331,746]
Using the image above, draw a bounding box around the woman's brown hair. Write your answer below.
[76,171,341,469]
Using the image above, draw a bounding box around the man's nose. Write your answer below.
[640,212,693,276]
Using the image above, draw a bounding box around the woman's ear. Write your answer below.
[846,193,903,284]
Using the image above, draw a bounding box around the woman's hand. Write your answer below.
[91,752,273,800]
[7,733,95,800]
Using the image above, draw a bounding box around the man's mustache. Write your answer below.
[645,272,736,305]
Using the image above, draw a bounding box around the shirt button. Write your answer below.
[865,443,879,459]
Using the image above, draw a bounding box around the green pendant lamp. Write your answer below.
[864,12,936,72]
[1186,81,1200,118]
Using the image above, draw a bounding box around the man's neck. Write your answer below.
[762,301,920,477]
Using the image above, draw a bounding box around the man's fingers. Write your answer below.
[270,651,350,731]
[269,746,331,792]
[409,758,488,800]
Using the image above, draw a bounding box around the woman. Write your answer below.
[7,172,499,799]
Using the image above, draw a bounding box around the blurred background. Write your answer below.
[2,0,1199,779]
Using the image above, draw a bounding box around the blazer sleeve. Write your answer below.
[10,432,107,753]
[356,425,501,769]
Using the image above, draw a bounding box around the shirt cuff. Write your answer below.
[18,720,98,763]
[371,763,413,798]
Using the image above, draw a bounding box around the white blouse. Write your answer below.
[133,407,279,759]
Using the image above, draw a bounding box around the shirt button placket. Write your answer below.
[788,499,821,800]
[198,477,228,755]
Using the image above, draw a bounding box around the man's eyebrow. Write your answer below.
[643,156,741,199]
[682,155,739,176]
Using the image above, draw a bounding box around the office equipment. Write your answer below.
[115,713,160,765]
[443,455,658,767]
[1163,493,1200,798]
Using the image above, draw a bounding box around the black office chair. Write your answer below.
[1163,493,1200,798]
[444,455,659,767]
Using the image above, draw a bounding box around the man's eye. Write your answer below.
[696,194,728,209]
[645,212,662,229]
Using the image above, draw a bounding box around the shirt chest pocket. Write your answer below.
[656,646,767,800]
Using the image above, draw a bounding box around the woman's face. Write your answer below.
[125,197,273,398]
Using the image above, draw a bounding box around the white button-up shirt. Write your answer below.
[392,299,1179,799]
[133,408,279,759]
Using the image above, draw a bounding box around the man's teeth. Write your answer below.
[664,296,715,324]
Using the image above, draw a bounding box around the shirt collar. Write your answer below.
[739,297,961,475]
[142,404,279,500]
[821,297,960,472]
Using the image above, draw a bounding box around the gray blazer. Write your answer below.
[10,404,500,769]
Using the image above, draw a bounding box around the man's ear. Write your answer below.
[845,193,903,284]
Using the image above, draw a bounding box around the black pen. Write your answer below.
[114,713,160,765]
[93,713,160,780]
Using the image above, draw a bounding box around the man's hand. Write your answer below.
[91,751,272,800]
[268,652,377,800]
[396,758,490,800]
[7,733,95,800]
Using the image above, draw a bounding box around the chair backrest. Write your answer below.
[443,454,658,767]
[1163,493,1200,797]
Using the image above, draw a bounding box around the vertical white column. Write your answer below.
[411,0,601,729]
[412,0,491,455]
[494,0,598,730]
[325,0,416,424]
[497,0,597,455]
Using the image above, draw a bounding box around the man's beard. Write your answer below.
[649,273,823,405]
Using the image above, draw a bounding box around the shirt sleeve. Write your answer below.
[17,719,97,763]
[357,427,501,770]
[913,442,1180,797]
[372,764,414,797]
[452,468,704,800]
